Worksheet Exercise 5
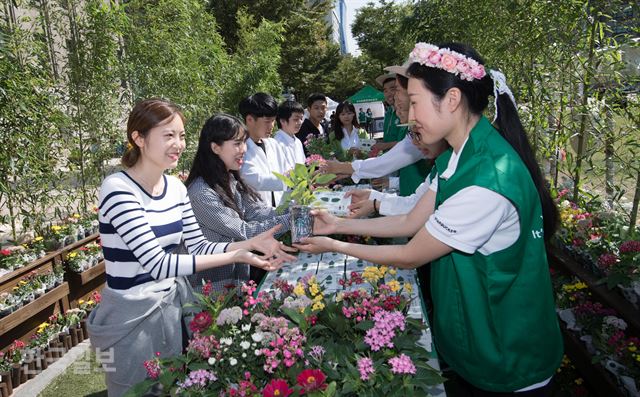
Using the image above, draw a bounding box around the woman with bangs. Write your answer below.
[185,114,296,293]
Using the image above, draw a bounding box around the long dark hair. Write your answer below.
[407,42,557,239]
[333,101,360,141]
[185,114,261,216]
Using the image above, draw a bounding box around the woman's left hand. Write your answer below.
[293,236,336,254]
[250,225,298,262]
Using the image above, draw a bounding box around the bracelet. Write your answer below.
[373,199,379,216]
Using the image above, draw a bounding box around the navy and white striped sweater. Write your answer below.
[99,171,228,294]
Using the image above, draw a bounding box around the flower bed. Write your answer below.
[555,188,640,308]
[552,274,640,396]
[129,267,443,396]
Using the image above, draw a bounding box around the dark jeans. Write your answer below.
[441,369,553,397]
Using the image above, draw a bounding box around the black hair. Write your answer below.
[382,77,396,86]
[306,93,327,108]
[333,101,360,141]
[396,75,408,89]
[276,100,305,129]
[407,42,557,240]
[238,93,277,122]
[185,114,262,217]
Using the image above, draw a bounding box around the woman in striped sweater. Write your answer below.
[87,99,292,397]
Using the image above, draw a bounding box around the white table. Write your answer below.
[259,251,446,396]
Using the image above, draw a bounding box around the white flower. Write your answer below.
[208,357,216,365]
[242,353,247,358]
[241,324,251,332]
[229,358,238,366]
[251,332,264,343]
[254,349,262,356]
[220,337,233,346]
[240,341,251,350]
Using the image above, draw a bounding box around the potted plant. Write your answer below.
[0,293,13,318]
[65,250,89,273]
[273,157,335,243]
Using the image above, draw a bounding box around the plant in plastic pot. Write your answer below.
[273,156,335,243]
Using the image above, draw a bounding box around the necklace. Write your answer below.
[127,168,164,196]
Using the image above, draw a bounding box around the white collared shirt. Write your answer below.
[425,137,520,256]
[350,135,424,182]
[273,129,306,171]
[340,127,360,151]
[240,138,288,206]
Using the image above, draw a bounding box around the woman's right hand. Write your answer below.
[311,209,339,235]
[344,189,371,205]
[321,160,353,176]
[347,199,375,219]
[232,249,282,272]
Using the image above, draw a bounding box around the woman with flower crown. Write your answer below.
[296,42,562,395]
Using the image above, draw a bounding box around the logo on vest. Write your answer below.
[531,227,544,239]
[434,216,457,234]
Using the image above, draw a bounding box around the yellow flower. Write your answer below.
[19,280,27,285]
[73,214,81,219]
[629,346,637,352]
[362,267,382,283]
[78,299,85,305]
[404,283,413,293]
[312,301,325,311]
[575,378,583,385]
[387,280,400,293]
[34,236,43,242]
[87,300,94,305]
[336,292,344,302]
[68,252,77,259]
[313,294,323,302]
[293,283,306,297]
[379,266,388,275]
[309,283,320,296]
[388,268,397,275]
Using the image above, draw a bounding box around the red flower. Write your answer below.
[296,369,327,393]
[262,379,293,397]
[1,249,11,256]
[202,281,213,296]
[189,311,212,333]
[92,290,102,303]
[620,240,640,254]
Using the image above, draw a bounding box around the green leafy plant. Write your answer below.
[273,159,336,213]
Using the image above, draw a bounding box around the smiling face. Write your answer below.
[281,112,304,136]
[212,128,247,171]
[383,79,397,106]
[133,115,185,171]
[407,77,454,146]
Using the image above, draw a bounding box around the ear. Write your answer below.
[445,88,463,113]
[211,142,222,155]
[131,130,144,149]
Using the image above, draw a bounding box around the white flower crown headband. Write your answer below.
[408,43,486,81]
[408,43,517,120]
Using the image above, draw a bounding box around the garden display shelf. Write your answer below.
[0,282,69,335]
[559,321,621,397]
[549,245,640,334]
[549,245,639,397]
[66,260,105,285]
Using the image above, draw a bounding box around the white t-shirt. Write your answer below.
[425,138,520,256]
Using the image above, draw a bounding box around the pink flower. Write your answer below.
[262,379,293,397]
[426,50,441,65]
[202,281,213,296]
[357,357,375,380]
[470,64,486,80]
[597,253,619,269]
[296,369,327,393]
[388,354,416,375]
[189,311,212,333]
[620,241,640,254]
[143,357,161,379]
[456,60,471,75]
[440,53,458,72]
[1,249,11,256]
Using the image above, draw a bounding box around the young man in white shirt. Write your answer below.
[273,100,306,171]
[239,93,289,207]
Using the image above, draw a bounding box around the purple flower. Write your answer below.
[357,357,375,380]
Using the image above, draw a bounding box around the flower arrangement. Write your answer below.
[408,43,486,81]
[273,157,336,213]
[0,248,25,273]
[130,267,442,396]
[304,134,337,160]
[65,249,90,272]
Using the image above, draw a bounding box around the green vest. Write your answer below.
[382,108,401,142]
[395,126,430,196]
[430,116,562,391]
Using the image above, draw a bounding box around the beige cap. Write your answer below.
[375,72,396,87]
[384,59,412,78]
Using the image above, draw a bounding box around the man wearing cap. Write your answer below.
[322,62,429,197]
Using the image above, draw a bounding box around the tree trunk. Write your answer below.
[604,107,615,208]
[630,168,640,233]
[38,0,59,80]
[572,10,598,202]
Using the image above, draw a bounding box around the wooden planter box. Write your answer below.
[67,260,105,285]
[0,282,69,336]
